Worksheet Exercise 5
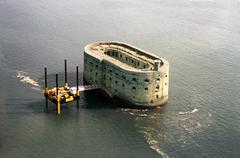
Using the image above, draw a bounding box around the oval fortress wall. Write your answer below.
[83,41,169,108]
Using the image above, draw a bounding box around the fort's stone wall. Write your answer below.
[83,42,169,107]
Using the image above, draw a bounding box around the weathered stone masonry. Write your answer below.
[83,41,169,108]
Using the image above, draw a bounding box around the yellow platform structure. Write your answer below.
[44,60,80,114]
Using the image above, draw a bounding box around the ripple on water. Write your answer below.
[121,107,212,157]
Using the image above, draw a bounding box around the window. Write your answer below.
[95,65,98,68]
[157,78,160,81]
[132,87,136,90]
[143,65,146,69]
[109,69,112,73]
[122,75,126,80]
[95,72,98,76]
[107,52,110,55]
[120,54,122,58]
[132,78,137,81]
[126,57,128,61]
[144,79,149,83]
[110,77,112,81]
[122,84,125,87]
[137,62,139,66]
[132,59,134,63]
[115,81,117,84]
[104,52,107,54]
[144,87,148,91]
[156,95,159,99]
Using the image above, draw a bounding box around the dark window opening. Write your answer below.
[122,75,126,80]
[95,65,98,68]
[157,78,160,81]
[95,72,98,76]
[122,84,125,87]
[110,77,112,81]
[145,79,149,83]
[132,60,134,63]
[137,62,140,66]
[126,57,128,61]
[156,95,159,99]
[145,87,148,91]
[165,83,167,85]
[115,81,117,84]
[143,65,146,69]
[132,87,136,90]
[132,78,137,81]
[120,54,122,58]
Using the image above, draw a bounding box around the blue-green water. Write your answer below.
[1,0,240,157]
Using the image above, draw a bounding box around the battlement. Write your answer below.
[84,41,169,108]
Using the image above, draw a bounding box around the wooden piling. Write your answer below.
[64,59,68,87]
[44,67,48,110]
[76,66,79,108]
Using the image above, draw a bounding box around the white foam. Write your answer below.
[17,71,41,91]
[141,127,170,158]
[191,108,199,113]
[178,108,199,115]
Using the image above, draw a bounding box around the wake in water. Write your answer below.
[17,70,42,92]
[121,107,212,157]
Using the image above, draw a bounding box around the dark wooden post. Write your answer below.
[56,73,59,114]
[44,67,48,110]
[76,66,79,108]
[64,59,68,87]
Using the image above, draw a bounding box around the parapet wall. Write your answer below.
[83,41,169,107]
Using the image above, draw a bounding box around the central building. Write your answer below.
[83,41,169,108]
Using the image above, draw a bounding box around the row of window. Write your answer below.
[104,50,147,69]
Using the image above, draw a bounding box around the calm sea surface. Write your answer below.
[1,0,240,157]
